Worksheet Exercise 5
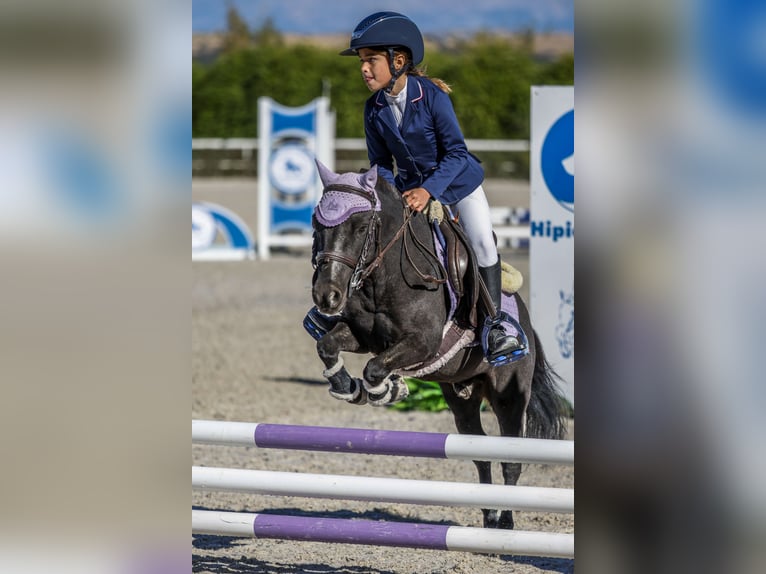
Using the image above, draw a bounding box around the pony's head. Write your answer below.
[311,161,381,316]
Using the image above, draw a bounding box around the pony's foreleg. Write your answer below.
[316,323,367,405]
[361,335,437,406]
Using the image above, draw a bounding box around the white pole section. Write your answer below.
[192,466,574,514]
[444,434,574,466]
[192,510,255,537]
[192,420,257,446]
[445,527,574,557]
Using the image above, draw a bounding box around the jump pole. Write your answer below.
[192,509,575,558]
[192,420,574,465]
[192,466,574,514]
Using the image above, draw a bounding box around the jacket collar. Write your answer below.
[373,77,424,133]
[373,77,424,107]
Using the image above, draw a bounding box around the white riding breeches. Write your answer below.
[449,185,499,268]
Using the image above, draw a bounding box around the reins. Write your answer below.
[359,204,447,287]
[402,206,447,286]
[350,205,412,288]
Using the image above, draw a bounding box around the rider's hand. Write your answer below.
[403,187,431,212]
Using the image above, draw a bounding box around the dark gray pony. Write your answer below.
[308,161,567,530]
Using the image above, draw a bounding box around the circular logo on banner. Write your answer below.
[269,144,315,195]
[541,109,574,213]
[192,204,217,249]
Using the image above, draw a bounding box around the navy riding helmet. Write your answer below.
[340,11,424,66]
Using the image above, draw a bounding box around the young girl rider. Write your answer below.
[306,11,525,365]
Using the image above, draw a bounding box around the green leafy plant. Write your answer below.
[390,377,574,417]
[388,377,449,412]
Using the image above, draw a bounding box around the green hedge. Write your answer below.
[193,37,573,141]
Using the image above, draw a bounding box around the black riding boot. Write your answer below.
[303,306,339,341]
[478,258,525,364]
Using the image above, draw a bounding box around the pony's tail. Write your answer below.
[525,329,569,440]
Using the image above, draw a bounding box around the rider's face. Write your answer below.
[358,48,403,92]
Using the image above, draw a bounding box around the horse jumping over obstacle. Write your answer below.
[192,421,575,558]
[306,162,569,530]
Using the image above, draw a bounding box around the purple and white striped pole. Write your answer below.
[192,420,573,465]
[192,510,574,558]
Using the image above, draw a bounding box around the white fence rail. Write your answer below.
[192,138,530,176]
[192,138,529,153]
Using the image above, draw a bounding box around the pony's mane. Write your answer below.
[373,174,401,201]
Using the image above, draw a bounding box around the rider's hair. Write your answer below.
[387,47,452,94]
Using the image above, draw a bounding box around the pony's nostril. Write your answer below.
[313,285,345,314]
[328,289,342,307]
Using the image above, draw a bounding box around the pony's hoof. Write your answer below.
[483,509,515,530]
[329,379,367,405]
[367,376,410,407]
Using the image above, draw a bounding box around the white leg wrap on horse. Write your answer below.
[328,378,367,405]
[362,376,389,393]
[367,374,409,406]
[322,357,344,379]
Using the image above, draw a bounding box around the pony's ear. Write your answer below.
[315,159,335,189]
[362,165,378,190]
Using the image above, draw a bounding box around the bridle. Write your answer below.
[313,183,445,295]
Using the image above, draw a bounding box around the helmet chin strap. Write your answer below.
[383,47,409,94]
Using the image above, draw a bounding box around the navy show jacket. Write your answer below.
[363,76,484,206]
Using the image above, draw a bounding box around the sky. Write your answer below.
[192,0,574,35]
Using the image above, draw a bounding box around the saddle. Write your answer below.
[432,212,481,329]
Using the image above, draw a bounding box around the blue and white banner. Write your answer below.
[192,201,254,261]
[530,86,574,405]
[257,97,334,259]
